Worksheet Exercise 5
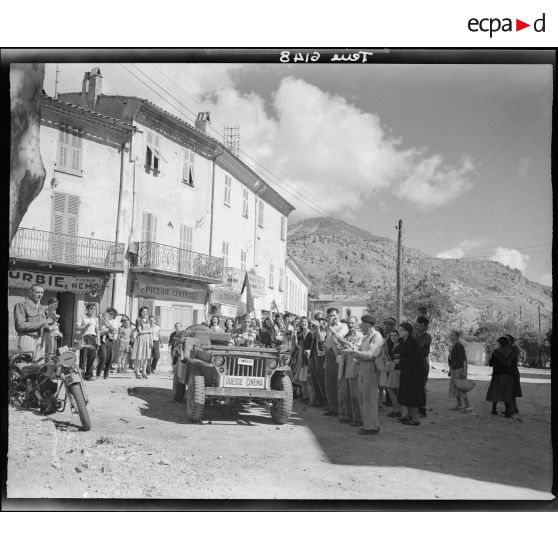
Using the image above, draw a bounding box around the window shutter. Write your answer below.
[66,194,80,236]
[70,129,82,172]
[52,192,66,234]
[189,151,195,184]
[57,125,69,168]
[146,130,154,145]
[151,214,157,242]
[142,212,157,242]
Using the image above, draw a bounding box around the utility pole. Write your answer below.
[538,305,541,332]
[396,219,403,326]
[54,64,60,99]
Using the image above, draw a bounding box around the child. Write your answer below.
[115,316,133,373]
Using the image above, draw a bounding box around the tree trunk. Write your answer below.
[10,63,46,246]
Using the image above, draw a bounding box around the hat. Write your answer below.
[327,307,339,315]
[382,316,396,324]
[313,312,324,320]
[360,314,376,325]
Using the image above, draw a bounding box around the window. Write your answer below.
[269,261,274,289]
[280,216,286,241]
[145,130,165,174]
[222,242,230,269]
[240,249,247,272]
[141,212,157,242]
[180,224,193,252]
[56,123,83,174]
[279,267,284,292]
[258,199,264,228]
[242,188,249,218]
[224,175,232,206]
[183,149,195,186]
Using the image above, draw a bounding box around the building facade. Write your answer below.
[8,91,134,349]
[52,67,294,341]
[284,257,311,317]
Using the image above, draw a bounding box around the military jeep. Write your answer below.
[172,327,293,424]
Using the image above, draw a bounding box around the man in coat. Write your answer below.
[337,315,364,426]
[308,312,327,407]
[346,314,384,435]
[13,284,53,360]
[415,315,432,417]
[323,307,348,416]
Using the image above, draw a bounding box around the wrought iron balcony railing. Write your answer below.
[10,228,125,272]
[133,241,224,282]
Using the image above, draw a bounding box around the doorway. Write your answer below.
[57,292,76,347]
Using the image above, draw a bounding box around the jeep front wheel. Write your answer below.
[186,374,205,422]
[270,374,293,425]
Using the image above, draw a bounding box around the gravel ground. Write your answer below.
[6,362,554,502]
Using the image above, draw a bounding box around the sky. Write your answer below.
[43,59,553,286]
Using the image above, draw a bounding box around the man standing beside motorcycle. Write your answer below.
[13,284,55,360]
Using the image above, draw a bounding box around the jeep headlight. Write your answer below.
[213,355,225,367]
[267,358,278,370]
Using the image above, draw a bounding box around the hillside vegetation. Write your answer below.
[288,217,552,334]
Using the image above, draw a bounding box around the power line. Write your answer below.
[403,78,551,234]
[120,63,339,221]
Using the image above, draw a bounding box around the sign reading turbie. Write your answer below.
[8,269,107,295]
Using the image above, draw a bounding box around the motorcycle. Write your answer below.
[8,348,91,431]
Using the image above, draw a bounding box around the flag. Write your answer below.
[241,272,255,315]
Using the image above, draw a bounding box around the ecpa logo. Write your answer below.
[468,13,546,37]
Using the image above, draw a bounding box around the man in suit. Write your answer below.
[308,312,327,407]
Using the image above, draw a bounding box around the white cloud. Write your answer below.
[491,247,530,273]
[51,64,476,216]
[436,238,484,259]
[540,273,552,286]
[178,72,476,215]
[437,247,465,259]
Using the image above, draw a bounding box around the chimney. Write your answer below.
[87,67,102,110]
[195,112,211,134]
[81,67,103,110]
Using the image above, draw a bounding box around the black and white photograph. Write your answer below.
[4,49,555,505]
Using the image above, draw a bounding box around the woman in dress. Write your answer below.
[486,336,515,417]
[76,303,99,380]
[295,317,313,401]
[397,321,426,426]
[209,315,223,332]
[223,318,235,334]
[131,306,152,379]
[507,334,522,414]
[385,330,402,418]
[448,330,471,412]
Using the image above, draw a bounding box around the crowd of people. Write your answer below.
[13,285,523,427]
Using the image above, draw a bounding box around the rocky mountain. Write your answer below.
[288,217,552,331]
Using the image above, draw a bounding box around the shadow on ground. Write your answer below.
[129,386,291,427]
[127,378,553,496]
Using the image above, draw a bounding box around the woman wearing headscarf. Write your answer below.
[506,334,522,414]
[447,330,471,413]
[486,336,515,417]
[397,321,426,426]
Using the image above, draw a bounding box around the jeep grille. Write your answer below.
[224,357,266,377]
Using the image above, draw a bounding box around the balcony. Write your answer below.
[132,241,223,283]
[10,228,125,273]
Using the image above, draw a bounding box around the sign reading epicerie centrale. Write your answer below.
[8,269,107,294]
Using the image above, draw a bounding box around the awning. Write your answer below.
[134,274,208,304]
[148,142,168,163]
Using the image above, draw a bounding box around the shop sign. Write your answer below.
[8,269,107,296]
[210,289,241,306]
[135,275,208,304]
[248,272,265,297]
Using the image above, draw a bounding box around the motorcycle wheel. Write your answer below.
[8,367,25,406]
[68,383,91,431]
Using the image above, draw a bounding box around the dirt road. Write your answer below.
[6,363,554,501]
